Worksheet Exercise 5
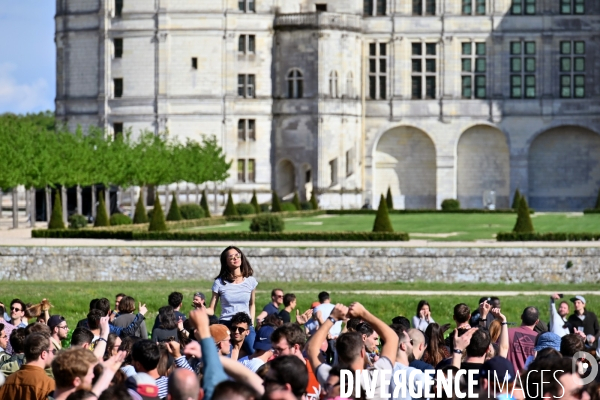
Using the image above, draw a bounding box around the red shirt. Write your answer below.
[508,326,538,373]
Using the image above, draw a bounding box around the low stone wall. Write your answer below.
[0,246,598,283]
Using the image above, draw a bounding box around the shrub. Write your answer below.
[48,192,66,230]
[133,193,149,224]
[310,192,318,210]
[441,199,460,211]
[225,215,245,222]
[250,214,285,232]
[373,194,394,232]
[300,201,313,210]
[94,192,110,227]
[511,189,522,210]
[68,214,87,230]
[292,192,301,211]
[513,196,534,233]
[166,192,183,221]
[179,204,204,220]
[200,189,211,218]
[149,194,167,232]
[272,191,283,212]
[110,213,132,226]
[260,204,271,213]
[386,187,394,210]
[497,232,600,242]
[236,203,256,215]
[223,190,239,216]
[250,190,260,214]
[280,202,297,212]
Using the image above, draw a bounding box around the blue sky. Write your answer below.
[0,1,55,114]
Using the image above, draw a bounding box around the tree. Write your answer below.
[133,193,149,224]
[513,196,534,233]
[149,193,167,232]
[272,191,283,212]
[166,192,183,221]
[386,187,394,210]
[373,194,394,232]
[94,191,110,227]
[48,192,65,230]
[310,191,318,210]
[292,192,301,211]
[511,189,522,210]
[250,190,260,214]
[223,190,239,216]
[200,189,211,218]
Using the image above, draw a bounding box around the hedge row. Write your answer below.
[496,232,600,241]
[583,209,600,214]
[325,209,533,215]
[32,229,409,241]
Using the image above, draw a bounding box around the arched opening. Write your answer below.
[374,126,436,209]
[276,159,296,198]
[457,125,510,209]
[329,71,338,98]
[286,69,303,99]
[529,126,600,211]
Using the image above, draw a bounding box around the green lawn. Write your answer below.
[5,281,598,333]
[185,213,600,241]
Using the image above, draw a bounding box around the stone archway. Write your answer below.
[529,126,600,211]
[276,159,296,198]
[374,126,436,209]
[457,125,510,209]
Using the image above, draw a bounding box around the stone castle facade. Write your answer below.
[55,0,600,211]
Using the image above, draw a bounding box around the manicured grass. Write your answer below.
[185,213,600,241]
[5,281,599,334]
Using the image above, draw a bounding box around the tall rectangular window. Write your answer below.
[413,0,436,15]
[237,75,255,98]
[114,78,123,98]
[462,0,486,15]
[113,123,123,140]
[238,160,246,182]
[346,149,355,176]
[510,41,536,99]
[560,41,585,98]
[238,35,256,54]
[364,0,386,16]
[238,119,256,141]
[368,43,387,99]
[114,38,123,58]
[411,42,437,99]
[248,159,256,183]
[239,0,255,12]
[192,57,198,70]
[115,0,123,17]
[461,42,487,99]
[561,0,584,14]
[511,0,536,14]
[330,159,338,186]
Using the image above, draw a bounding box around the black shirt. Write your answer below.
[278,310,291,324]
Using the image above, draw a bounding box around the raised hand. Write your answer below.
[99,316,110,336]
[347,302,366,319]
[183,341,202,359]
[101,350,127,373]
[166,340,182,358]
[331,304,349,321]
[138,302,148,315]
[490,307,506,323]
[453,327,478,352]
[296,309,313,325]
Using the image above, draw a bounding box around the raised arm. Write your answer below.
[348,302,398,362]
[307,304,347,373]
[491,308,509,358]
[219,356,265,396]
[111,302,147,337]
[249,290,256,322]
[93,316,110,361]
[206,292,219,317]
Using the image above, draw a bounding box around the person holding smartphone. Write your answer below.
[549,293,570,337]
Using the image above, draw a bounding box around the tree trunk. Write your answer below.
[61,186,68,225]
[213,183,218,213]
[30,188,36,227]
[165,184,170,214]
[195,184,200,204]
[130,186,135,218]
[12,189,18,229]
[45,186,51,222]
[91,185,97,219]
[76,185,83,215]
[143,185,147,208]
[105,189,110,216]
[186,183,190,204]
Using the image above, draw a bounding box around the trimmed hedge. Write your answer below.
[110,213,133,226]
[583,209,600,214]
[68,214,87,229]
[236,203,256,216]
[133,194,149,224]
[95,192,110,227]
[497,232,600,242]
[441,199,460,211]
[179,204,205,220]
[325,209,532,215]
[166,193,183,221]
[49,192,65,230]
[250,214,284,232]
[32,229,410,241]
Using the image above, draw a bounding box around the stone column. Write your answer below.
[12,189,18,229]
[45,187,51,222]
[61,186,68,225]
[30,188,36,227]
[91,185,97,219]
[76,185,83,215]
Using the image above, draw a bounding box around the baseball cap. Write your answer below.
[534,332,561,352]
[126,372,159,400]
[570,295,586,304]
[480,356,516,383]
[47,315,65,330]
[194,292,206,301]
[254,325,275,351]
[209,324,230,343]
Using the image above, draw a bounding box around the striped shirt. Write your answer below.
[212,277,258,321]
[156,376,168,399]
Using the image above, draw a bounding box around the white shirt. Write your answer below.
[238,356,266,373]
[314,303,343,337]
[549,299,570,337]
[390,362,434,400]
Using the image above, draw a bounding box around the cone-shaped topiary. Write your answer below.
[310,191,318,210]
[48,192,66,230]
[272,191,283,212]
[513,196,534,233]
[373,194,394,232]
[149,193,167,232]
[386,187,394,210]
[595,188,600,210]
[94,191,110,227]
[292,192,301,211]
[166,192,183,221]
[250,190,260,214]
[511,189,521,210]
[200,189,211,218]
[223,190,239,216]
[133,193,149,224]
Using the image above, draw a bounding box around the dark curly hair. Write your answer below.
[215,246,254,284]
[231,312,252,327]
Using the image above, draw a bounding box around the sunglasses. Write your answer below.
[227,254,241,260]
[232,326,247,334]
[10,307,22,312]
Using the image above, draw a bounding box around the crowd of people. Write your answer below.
[0,245,599,400]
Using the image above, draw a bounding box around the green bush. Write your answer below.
[292,192,301,211]
[511,189,522,210]
[68,214,87,230]
[149,194,167,232]
[441,199,460,211]
[223,190,239,216]
[166,192,183,221]
[310,192,319,211]
[250,214,285,233]
[133,194,149,224]
[48,192,66,230]
[373,194,394,232]
[386,187,394,210]
[300,201,313,211]
[200,189,211,218]
[325,209,531,215]
[110,213,132,226]
[584,209,600,214]
[513,196,534,233]
[260,204,271,213]
[225,215,245,222]
[180,204,205,220]
[280,202,297,212]
[94,192,110,227]
[497,232,600,242]
[250,190,260,214]
[272,191,283,213]
[236,203,256,215]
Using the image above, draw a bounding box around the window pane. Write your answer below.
[560,0,571,14]
[475,75,486,99]
[369,43,376,56]
[247,75,255,97]
[575,87,585,98]
[369,76,376,99]
[114,78,123,97]
[379,59,387,73]
[365,0,373,15]
[574,0,584,14]
[288,80,294,98]
[379,76,386,99]
[248,75,255,85]
[475,58,486,72]
[560,57,571,72]
[239,0,245,11]
[525,57,535,72]
[561,41,571,55]
[238,76,245,97]
[574,57,585,72]
[525,42,536,54]
[248,0,255,12]
[511,75,521,98]
[412,0,422,15]
[426,43,436,55]
[476,43,486,55]
[512,2,522,15]
[238,120,245,140]
[574,41,585,54]
[425,59,436,72]
[370,59,377,73]
[462,58,472,72]
[561,75,571,86]
[462,43,472,55]
[574,75,585,86]
[511,42,521,55]
[476,75,486,87]
[511,58,522,72]
[376,0,386,15]
[238,36,246,52]
[412,59,422,72]
[379,43,387,56]
[249,35,255,52]
[425,0,436,15]
[476,0,485,14]
[114,38,123,58]
[412,43,422,55]
[248,120,255,140]
[297,80,303,98]
[462,0,472,14]
[462,76,472,98]
[412,77,422,99]
[248,160,255,182]
[525,1,535,15]
[511,75,522,86]
[238,160,245,182]
[115,0,123,16]
[575,75,585,98]
[425,77,435,99]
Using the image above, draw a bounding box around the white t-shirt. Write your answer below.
[238,356,266,373]
[389,362,434,400]
[314,303,343,337]
[212,277,258,321]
